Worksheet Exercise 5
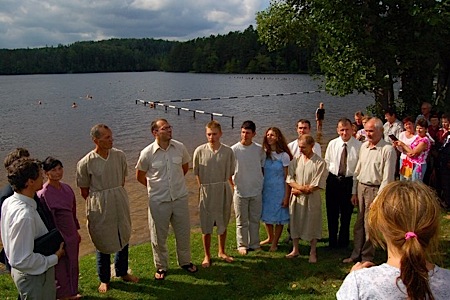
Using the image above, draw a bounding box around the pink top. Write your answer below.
[408,136,431,165]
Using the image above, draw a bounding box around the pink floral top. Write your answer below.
[408,136,431,165]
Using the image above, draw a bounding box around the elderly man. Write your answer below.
[288,119,321,158]
[77,124,138,293]
[325,118,361,249]
[136,119,197,280]
[343,117,396,263]
[383,109,403,142]
[416,102,432,125]
[1,158,65,299]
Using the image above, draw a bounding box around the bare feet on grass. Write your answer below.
[285,251,299,259]
[238,248,248,255]
[309,252,317,263]
[260,238,272,245]
[268,245,278,252]
[98,283,109,293]
[202,256,212,268]
[218,253,234,263]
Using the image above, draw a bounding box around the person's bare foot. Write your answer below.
[98,282,109,293]
[285,251,299,259]
[238,248,248,255]
[202,256,211,268]
[121,273,139,283]
[342,257,354,264]
[268,245,278,252]
[218,253,234,263]
[260,238,272,245]
[309,252,317,263]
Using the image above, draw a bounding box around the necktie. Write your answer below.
[338,143,347,176]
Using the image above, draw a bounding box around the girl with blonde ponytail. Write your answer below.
[337,181,450,299]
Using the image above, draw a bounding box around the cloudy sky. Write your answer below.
[0,0,270,49]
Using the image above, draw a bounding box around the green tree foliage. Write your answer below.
[257,0,450,116]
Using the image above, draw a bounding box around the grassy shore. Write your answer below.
[1,200,450,300]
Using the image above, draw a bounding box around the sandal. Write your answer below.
[181,263,198,273]
[154,269,167,280]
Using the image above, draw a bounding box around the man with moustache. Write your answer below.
[343,118,396,264]
[288,119,322,158]
[325,118,361,249]
[77,124,138,293]
[136,119,197,280]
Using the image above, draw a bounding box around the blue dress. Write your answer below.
[261,155,290,225]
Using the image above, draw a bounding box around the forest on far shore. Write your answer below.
[0,26,314,75]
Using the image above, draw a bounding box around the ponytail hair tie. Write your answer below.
[405,232,417,240]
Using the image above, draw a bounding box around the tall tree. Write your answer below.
[257,0,450,116]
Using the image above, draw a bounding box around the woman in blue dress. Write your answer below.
[261,127,293,251]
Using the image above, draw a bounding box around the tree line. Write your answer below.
[0,26,312,75]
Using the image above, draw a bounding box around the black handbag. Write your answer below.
[34,228,64,256]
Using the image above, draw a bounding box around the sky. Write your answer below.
[0,0,271,49]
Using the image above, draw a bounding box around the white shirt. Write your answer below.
[136,139,191,202]
[383,119,404,142]
[288,139,322,158]
[1,192,58,275]
[231,142,265,197]
[325,136,361,194]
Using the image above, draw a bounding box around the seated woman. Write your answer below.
[337,181,450,299]
[38,157,81,300]
[395,118,431,181]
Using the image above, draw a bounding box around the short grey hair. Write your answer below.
[90,124,110,139]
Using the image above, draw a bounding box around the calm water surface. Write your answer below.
[0,72,374,186]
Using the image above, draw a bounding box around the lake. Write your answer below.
[0,72,374,255]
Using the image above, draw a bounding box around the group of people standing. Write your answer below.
[1,100,450,299]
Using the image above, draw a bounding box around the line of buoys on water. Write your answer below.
[135,99,235,128]
[139,90,324,104]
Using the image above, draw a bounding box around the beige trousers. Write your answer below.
[350,183,377,262]
[148,195,191,270]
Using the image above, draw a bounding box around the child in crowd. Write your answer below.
[337,181,450,299]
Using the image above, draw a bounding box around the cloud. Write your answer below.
[0,0,270,49]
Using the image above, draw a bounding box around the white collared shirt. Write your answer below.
[325,136,361,194]
[383,119,404,142]
[136,139,191,202]
[288,139,322,158]
[1,192,58,275]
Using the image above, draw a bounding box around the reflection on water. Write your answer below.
[0,72,374,186]
[0,72,375,256]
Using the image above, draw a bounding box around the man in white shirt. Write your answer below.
[383,109,403,142]
[231,120,265,255]
[1,158,65,299]
[288,119,322,158]
[325,118,361,248]
[136,119,197,280]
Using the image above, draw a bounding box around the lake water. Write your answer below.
[0,71,373,185]
[0,72,374,255]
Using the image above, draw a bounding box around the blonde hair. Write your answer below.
[206,120,222,132]
[368,181,441,300]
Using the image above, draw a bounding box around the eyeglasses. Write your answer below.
[159,125,172,131]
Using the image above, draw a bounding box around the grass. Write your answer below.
[1,198,450,300]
